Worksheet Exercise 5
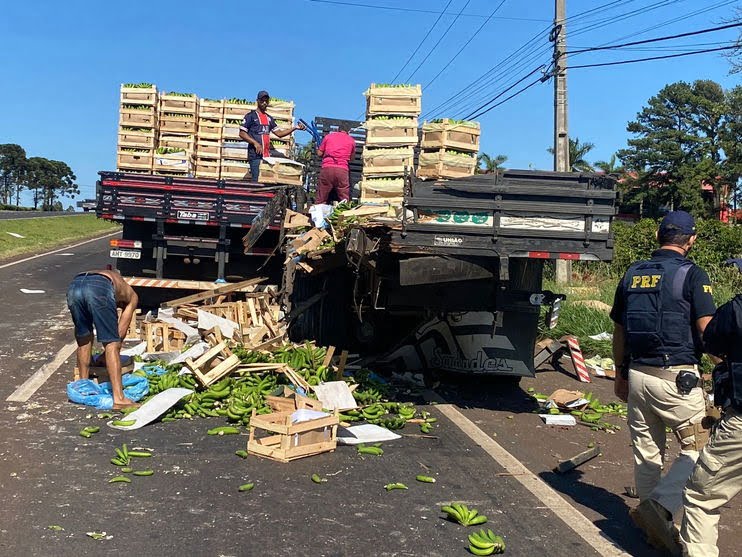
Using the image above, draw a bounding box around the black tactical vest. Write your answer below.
[713,296,742,410]
[623,257,696,366]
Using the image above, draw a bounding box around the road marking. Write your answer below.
[6,342,78,402]
[0,231,120,270]
[434,403,631,556]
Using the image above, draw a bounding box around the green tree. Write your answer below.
[476,153,507,174]
[0,144,27,207]
[724,6,742,75]
[617,80,730,218]
[594,153,624,177]
[23,158,79,211]
[720,85,742,213]
[547,137,595,172]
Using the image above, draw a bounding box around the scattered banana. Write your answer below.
[441,504,488,526]
[468,529,506,555]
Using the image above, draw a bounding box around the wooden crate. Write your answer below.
[144,322,186,352]
[362,146,414,176]
[365,83,422,116]
[197,139,221,158]
[221,160,250,180]
[120,84,158,106]
[421,119,480,153]
[119,108,158,128]
[160,114,197,134]
[365,118,418,146]
[158,133,196,152]
[224,101,255,119]
[198,119,223,140]
[360,177,405,202]
[259,161,303,186]
[117,150,153,171]
[247,409,339,463]
[195,159,221,179]
[154,150,193,173]
[222,121,243,140]
[417,149,477,179]
[222,142,248,161]
[198,99,224,119]
[265,387,324,413]
[268,100,294,120]
[270,138,293,157]
[118,128,156,149]
[159,93,198,114]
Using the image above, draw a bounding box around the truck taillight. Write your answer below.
[110,239,142,249]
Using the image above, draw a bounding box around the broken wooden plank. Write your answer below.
[334,350,349,381]
[162,277,267,308]
[554,446,601,474]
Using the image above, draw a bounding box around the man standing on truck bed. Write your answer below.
[66,270,139,409]
[239,90,304,182]
[316,122,355,204]
[611,210,716,556]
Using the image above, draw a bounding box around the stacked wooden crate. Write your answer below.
[156,92,198,176]
[221,98,255,180]
[418,119,480,179]
[259,99,299,185]
[117,83,158,173]
[196,99,224,179]
[360,84,421,206]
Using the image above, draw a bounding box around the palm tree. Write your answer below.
[594,154,624,178]
[547,137,595,172]
[476,153,508,174]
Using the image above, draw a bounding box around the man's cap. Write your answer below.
[659,210,696,235]
[256,90,270,100]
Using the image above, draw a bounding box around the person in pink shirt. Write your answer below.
[316,123,356,204]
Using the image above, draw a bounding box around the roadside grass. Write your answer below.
[0,215,120,260]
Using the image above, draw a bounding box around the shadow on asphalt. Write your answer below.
[539,469,664,557]
[431,374,538,414]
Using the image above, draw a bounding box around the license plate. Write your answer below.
[110,249,141,260]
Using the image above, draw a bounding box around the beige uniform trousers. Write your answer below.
[628,368,706,516]
[680,407,742,557]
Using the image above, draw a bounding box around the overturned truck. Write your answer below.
[286,167,617,381]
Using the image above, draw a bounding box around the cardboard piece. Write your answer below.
[337,424,402,445]
[289,228,331,255]
[313,381,358,411]
[539,414,577,426]
[284,209,312,229]
[547,389,589,410]
[106,388,193,430]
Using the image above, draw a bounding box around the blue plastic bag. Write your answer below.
[67,373,149,410]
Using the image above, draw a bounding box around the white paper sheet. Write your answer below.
[20,288,45,294]
[337,424,402,445]
[155,312,200,344]
[171,341,209,364]
[313,381,358,411]
[197,309,239,339]
[121,342,147,357]
[107,388,193,430]
[291,408,331,423]
[539,414,577,426]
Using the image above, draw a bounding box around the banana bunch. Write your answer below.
[272,343,326,370]
[338,409,363,422]
[379,416,406,430]
[232,346,271,364]
[397,404,416,421]
[145,370,182,395]
[353,387,383,404]
[468,529,506,555]
[441,504,488,526]
[361,403,386,423]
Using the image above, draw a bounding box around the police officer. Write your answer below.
[679,292,742,557]
[611,210,716,555]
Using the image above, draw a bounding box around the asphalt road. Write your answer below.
[0,237,738,556]
[0,211,88,220]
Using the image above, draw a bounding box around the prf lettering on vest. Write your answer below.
[630,274,662,289]
[703,285,713,293]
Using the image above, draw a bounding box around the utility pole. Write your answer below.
[553,0,570,284]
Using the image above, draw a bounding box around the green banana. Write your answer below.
[357,446,384,456]
[416,475,436,483]
[238,483,255,492]
[384,483,408,491]
[109,476,131,483]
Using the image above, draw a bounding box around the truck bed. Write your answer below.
[96,171,284,228]
[394,169,617,261]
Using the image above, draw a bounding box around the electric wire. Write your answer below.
[423,0,509,89]
[566,44,738,69]
[462,65,547,120]
[405,0,472,83]
[389,0,455,84]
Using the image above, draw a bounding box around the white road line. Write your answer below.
[0,231,120,270]
[6,342,78,402]
[435,403,631,557]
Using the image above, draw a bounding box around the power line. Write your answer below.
[467,77,545,120]
[424,0,509,89]
[567,21,742,55]
[566,44,738,69]
[422,0,650,119]
[405,0,472,82]
[305,0,550,22]
[463,65,547,120]
[390,0,455,83]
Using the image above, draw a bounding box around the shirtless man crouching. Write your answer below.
[66,270,139,409]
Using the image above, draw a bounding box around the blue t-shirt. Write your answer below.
[240,110,277,161]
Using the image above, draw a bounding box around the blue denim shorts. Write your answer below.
[66,273,120,343]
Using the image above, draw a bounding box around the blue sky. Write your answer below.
[0,0,739,206]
